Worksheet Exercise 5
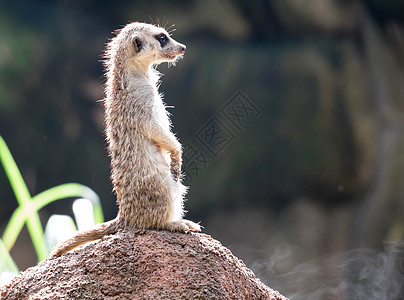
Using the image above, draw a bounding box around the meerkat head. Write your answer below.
[106,22,186,74]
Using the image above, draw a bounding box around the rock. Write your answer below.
[0,231,287,299]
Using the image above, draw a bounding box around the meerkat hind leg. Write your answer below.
[164,219,202,233]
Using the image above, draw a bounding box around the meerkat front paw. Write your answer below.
[170,149,182,181]
[164,220,202,233]
[170,157,181,181]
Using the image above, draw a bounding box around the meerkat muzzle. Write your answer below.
[164,45,186,61]
[175,44,186,56]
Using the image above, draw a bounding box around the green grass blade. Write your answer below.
[0,136,104,262]
[0,239,19,273]
[25,214,48,261]
[0,136,47,261]
[0,136,42,258]
[1,207,25,251]
[1,205,48,262]
[0,136,31,205]
[32,183,104,224]
[2,183,104,261]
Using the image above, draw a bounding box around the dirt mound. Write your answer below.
[1,230,287,299]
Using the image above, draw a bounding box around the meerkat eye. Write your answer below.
[155,33,168,48]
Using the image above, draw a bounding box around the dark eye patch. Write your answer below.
[155,33,168,47]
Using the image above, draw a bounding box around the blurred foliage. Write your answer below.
[0,136,103,262]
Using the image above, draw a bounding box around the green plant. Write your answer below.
[0,136,104,265]
[0,238,19,274]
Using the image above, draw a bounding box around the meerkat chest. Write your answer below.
[152,95,172,166]
[152,96,171,130]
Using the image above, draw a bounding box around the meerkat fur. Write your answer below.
[50,22,201,257]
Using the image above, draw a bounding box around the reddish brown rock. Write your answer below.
[1,231,287,299]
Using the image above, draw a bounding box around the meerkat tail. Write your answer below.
[50,218,119,257]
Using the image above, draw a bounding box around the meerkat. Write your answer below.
[50,22,201,257]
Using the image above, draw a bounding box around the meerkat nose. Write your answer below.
[181,46,186,53]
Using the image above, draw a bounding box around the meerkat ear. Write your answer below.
[132,37,143,53]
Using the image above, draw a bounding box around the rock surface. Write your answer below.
[0,231,287,299]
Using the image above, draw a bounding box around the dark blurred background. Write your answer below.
[1,0,404,298]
